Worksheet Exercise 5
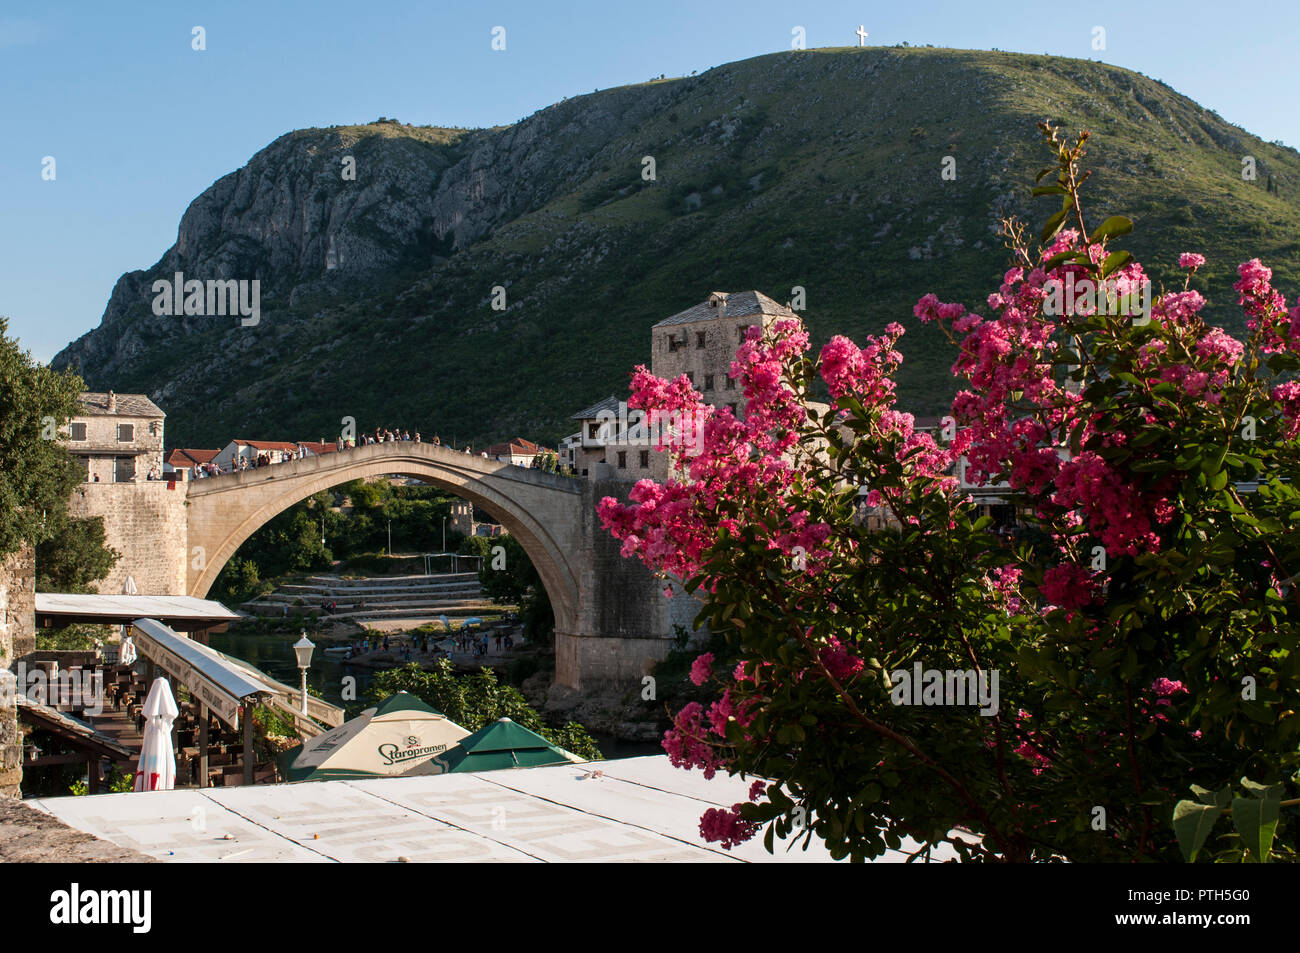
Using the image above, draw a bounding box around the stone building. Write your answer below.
[66,392,165,484]
[164,448,220,479]
[485,437,553,467]
[567,396,656,480]
[650,290,796,418]
[62,393,188,596]
[565,291,799,481]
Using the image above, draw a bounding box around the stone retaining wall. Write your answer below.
[1,547,36,797]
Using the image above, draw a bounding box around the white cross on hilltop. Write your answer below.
[856,25,869,46]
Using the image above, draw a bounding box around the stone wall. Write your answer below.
[66,482,189,595]
[0,547,36,797]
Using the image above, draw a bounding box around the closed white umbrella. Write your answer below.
[119,636,138,665]
[134,678,179,791]
[122,575,139,595]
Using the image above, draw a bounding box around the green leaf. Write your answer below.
[1041,209,1068,244]
[1032,185,1067,197]
[1100,250,1133,278]
[1090,216,1134,243]
[1232,796,1279,862]
[1035,166,1056,183]
[1240,778,1284,800]
[1173,799,1223,862]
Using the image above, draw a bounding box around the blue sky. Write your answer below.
[3,0,1297,362]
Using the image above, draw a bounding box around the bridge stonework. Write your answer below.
[179,443,679,691]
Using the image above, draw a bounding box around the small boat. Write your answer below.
[322,646,353,657]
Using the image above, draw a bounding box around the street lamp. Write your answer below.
[293,632,315,715]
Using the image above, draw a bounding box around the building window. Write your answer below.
[738,325,755,343]
[685,371,695,385]
[639,450,649,468]
[668,334,682,352]
[617,451,627,469]
[728,402,738,415]
[80,456,90,481]
[704,374,714,391]
[696,331,706,349]
[70,422,87,441]
[588,423,600,439]
[725,375,735,390]
[114,456,135,483]
[117,423,134,442]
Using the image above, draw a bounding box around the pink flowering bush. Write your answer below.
[599,124,1300,862]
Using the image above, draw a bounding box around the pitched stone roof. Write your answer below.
[78,392,165,418]
[297,441,339,455]
[571,395,622,420]
[651,290,796,329]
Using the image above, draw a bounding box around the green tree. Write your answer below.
[370,660,602,760]
[35,515,119,592]
[0,317,85,558]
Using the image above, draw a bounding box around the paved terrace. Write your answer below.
[26,755,961,863]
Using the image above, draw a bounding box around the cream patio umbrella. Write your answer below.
[279,691,470,782]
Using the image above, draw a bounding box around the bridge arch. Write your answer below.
[184,443,583,636]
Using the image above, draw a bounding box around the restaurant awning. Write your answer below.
[36,593,240,632]
[128,619,343,733]
[130,619,273,728]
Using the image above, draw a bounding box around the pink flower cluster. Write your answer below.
[1012,709,1052,775]
[1040,563,1096,611]
[1050,452,1170,556]
[1274,382,1300,438]
[1234,259,1298,354]
[690,652,715,687]
[699,805,759,849]
[989,565,1024,613]
[818,636,864,682]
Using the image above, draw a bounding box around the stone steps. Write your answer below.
[301,573,478,590]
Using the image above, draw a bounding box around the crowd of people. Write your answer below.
[170,425,530,483]
[339,429,492,458]
[337,621,515,663]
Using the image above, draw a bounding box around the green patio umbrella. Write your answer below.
[403,717,586,775]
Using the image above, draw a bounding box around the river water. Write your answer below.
[205,631,664,758]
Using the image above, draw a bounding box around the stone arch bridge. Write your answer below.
[168,443,683,690]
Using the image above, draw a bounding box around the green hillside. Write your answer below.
[53,47,1300,450]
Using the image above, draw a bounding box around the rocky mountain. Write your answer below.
[52,47,1300,450]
